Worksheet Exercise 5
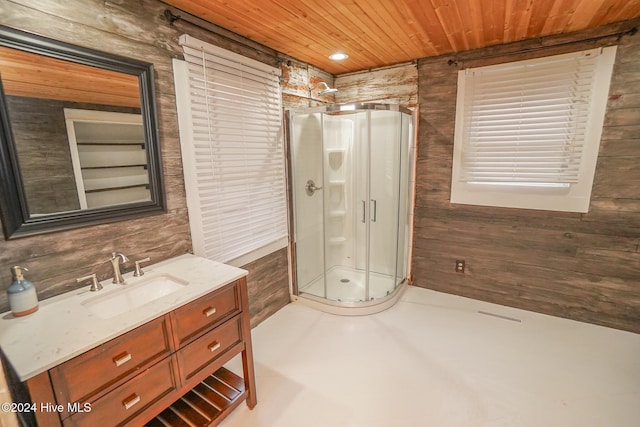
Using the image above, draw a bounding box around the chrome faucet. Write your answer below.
[109,252,129,284]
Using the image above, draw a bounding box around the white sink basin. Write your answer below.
[82,274,188,319]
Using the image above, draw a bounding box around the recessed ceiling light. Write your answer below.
[329,52,348,61]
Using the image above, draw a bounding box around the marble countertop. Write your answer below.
[0,254,247,381]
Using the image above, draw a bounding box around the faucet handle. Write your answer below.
[133,257,151,277]
[77,273,102,292]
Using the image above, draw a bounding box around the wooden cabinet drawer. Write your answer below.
[51,316,172,406]
[170,281,240,347]
[64,356,178,427]
[177,316,242,383]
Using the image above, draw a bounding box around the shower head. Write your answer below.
[320,88,338,95]
[313,81,338,95]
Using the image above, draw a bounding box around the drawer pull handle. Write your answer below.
[204,307,217,317]
[208,341,221,352]
[113,353,132,367]
[123,394,141,410]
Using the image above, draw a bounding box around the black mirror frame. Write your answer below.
[0,25,166,239]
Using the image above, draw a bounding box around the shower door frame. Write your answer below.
[286,103,416,313]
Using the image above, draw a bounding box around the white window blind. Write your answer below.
[174,35,288,265]
[451,46,617,213]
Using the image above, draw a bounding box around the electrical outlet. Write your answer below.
[455,260,465,273]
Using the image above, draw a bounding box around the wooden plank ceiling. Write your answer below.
[162,0,640,74]
[0,46,140,108]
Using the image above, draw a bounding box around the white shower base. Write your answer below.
[299,265,398,302]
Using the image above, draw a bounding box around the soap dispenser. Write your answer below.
[7,266,39,317]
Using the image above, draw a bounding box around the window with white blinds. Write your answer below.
[451,46,617,213]
[173,35,288,265]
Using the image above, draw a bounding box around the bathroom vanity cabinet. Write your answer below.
[3,259,256,427]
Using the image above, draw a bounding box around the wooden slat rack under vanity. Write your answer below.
[147,367,246,426]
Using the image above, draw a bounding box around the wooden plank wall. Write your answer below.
[0,0,302,327]
[414,22,640,333]
[335,63,418,105]
[6,96,81,214]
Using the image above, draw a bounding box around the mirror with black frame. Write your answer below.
[0,25,165,239]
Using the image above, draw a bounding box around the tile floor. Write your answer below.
[222,286,640,427]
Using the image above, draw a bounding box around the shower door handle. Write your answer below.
[361,200,366,223]
[371,199,377,222]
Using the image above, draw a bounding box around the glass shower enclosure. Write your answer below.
[288,103,414,313]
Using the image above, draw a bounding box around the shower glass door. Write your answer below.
[324,109,401,302]
[291,112,325,299]
[368,110,402,299]
[395,112,413,286]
